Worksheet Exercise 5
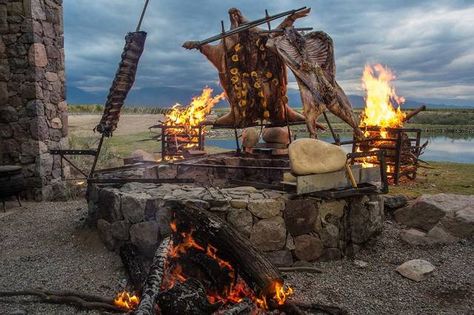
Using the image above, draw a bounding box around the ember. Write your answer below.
[113,291,140,310]
[161,223,292,310]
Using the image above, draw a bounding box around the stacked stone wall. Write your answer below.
[88,183,385,266]
[0,0,67,200]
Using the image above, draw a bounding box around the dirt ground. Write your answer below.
[68,114,164,137]
[0,200,125,315]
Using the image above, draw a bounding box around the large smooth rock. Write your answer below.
[294,234,324,262]
[284,199,319,236]
[396,259,435,282]
[250,216,286,251]
[227,209,253,238]
[130,221,160,257]
[394,194,474,232]
[320,223,339,248]
[288,138,347,175]
[262,127,291,144]
[248,199,284,219]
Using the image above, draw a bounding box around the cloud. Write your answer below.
[64,0,474,105]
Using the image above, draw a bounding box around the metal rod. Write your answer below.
[323,111,340,144]
[62,155,88,178]
[220,19,241,154]
[88,178,194,184]
[196,7,307,46]
[89,134,105,178]
[175,162,290,171]
[260,27,313,33]
[136,0,151,32]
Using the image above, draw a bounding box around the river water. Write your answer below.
[206,133,474,164]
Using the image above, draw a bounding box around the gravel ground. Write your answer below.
[0,200,472,314]
[285,221,474,315]
[0,200,125,315]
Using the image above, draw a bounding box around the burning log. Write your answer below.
[157,278,221,315]
[402,105,426,123]
[167,199,284,302]
[134,237,172,315]
[119,243,149,292]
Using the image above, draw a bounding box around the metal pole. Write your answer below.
[136,0,151,32]
[323,111,340,144]
[220,20,241,154]
[89,134,105,178]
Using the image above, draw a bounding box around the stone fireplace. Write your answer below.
[88,160,385,265]
[0,0,68,200]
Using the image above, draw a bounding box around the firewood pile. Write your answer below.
[122,200,347,315]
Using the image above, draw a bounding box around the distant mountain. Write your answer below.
[68,85,472,109]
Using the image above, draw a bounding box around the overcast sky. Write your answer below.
[64,0,474,106]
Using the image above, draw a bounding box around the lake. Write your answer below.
[206,133,474,164]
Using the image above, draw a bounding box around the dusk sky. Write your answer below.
[64,0,474,106]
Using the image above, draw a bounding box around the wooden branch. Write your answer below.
[402,105,426,123]
[120,243,148,291]
[168,199,282,298]
[134,237,172,315]
[0,289,124,312]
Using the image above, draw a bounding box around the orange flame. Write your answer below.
[113,291,139,310]
[163,87,225,158]
[163,223,294,309]
[360,64,406,134]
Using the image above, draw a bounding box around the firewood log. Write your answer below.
[166,199,283,299]
[134,237,172,315]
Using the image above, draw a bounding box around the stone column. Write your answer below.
[0,0,68,200]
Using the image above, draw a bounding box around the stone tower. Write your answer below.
[0,0,68,200]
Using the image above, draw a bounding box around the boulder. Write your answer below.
[319,200,345,224]
[400,228,430,246]
[264,250,294,266]
[288,138,347,175]
[319,248,342,261]
[384,194,408,211]
[394,194,474,232]
[97,219,116,250]
[111,221,130,241]
[396,259,435,282]
[227,208,253,238]
[248,199,284,219]
[250,216,286,251]
[426,225,459,244]
[284,199,318,236]
[130,221,160,258]
[98,188,122,222]
[242,128,259,148]
[349,195,384,244]
[262,127,291,144]
[439,208,474,238]
[320,223,339,248]
[294,234,324,262]
[121,192,150,223]
[230,199,248,209]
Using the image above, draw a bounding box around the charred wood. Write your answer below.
[134,237,172,315]
[157,278,220,315]
[167,199,282,298]
[119,243,149,292]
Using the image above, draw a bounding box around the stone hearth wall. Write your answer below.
[88,183,384,265]
[0,0,67,200]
